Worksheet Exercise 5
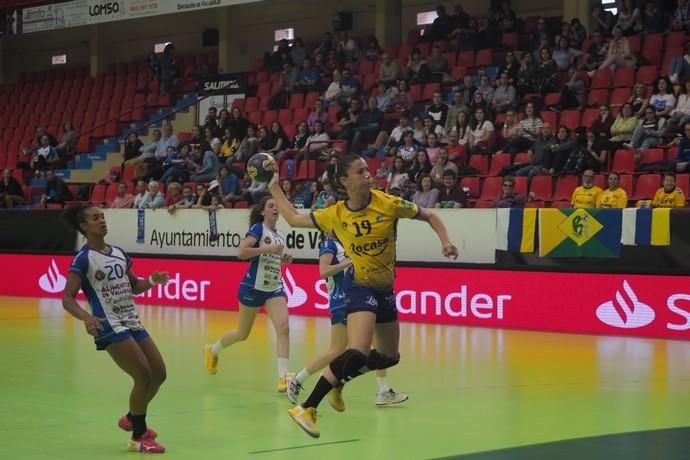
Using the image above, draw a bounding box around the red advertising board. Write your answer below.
[3,254,689,340]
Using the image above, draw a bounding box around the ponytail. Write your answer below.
[61,203,91,235]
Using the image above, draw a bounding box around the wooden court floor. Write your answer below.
[1,296,688,459]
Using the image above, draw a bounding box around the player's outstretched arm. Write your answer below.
[418,208,459,260]
[265,162,315,228]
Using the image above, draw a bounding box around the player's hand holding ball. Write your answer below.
[247,153,278,187]
[149,271,170,285]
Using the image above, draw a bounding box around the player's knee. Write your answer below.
[236,328,251,341]
[366,349,400,370]
[329,348,368,383]
[134,364,153,386]
[153,365,167,386]
[275,319,289,338]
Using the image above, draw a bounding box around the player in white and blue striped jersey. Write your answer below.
[204,196,294,392]
[61,204,168,454]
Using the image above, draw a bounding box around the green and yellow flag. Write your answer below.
[538,208,623,258]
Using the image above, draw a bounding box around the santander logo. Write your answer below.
[596,280,655,329]
[38,259,67,293]
[283,268,307,309]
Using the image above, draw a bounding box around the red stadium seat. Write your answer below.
[632,174,661,200]
[460,176,480,196]
[278,109,293,127]
[627,35,641,54]
[581,108,599,128]
[540,111,558,128]
[639,148,664,166]
[478,176,502,202]
[514,152,532,165]
[458,51,474,67]
[513,176,528,197]
[636,66,657,85]
[642,33,663,66]
[590,70,612,89]
[305,92,320,108]
[552,175,579,202]
[529,175,553,200]
[676,174,689,197]
[409,84,422,101]
[244,97,258,112]
[475,49,493,67]
[551,200,572,208]
[611,149,635,174]
[288,93,305,109]
[488,153,511,176]
[586,89,609,107]
[90,184,106,204]
[610,88,631,107]
[619,174,633,198]
[421,83,441,101]
[559,110,581,131]
[468,155,489,176]
[261,110,278,126]
[666,31,688,49]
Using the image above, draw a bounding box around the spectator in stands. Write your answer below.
[375,82,395,112]
[269,62,298,110]
[379,114,410,156]
[124,128,161,168]
[571,169,602,208]
[515,52,537,97]
[160,144,193,184]
[546,125,577,175]
[553,36,583,71]
[363,37,382,61]
[628,82,649,117]
[220,127,239,164]
[423,115,446,145]
[236,125,259,162]
[218,166,242,205]
[475,16,497,50]
[145,51,159,83]
[505,102,543,154]
[553,66,586,111]
[403,48,428,83]
[324,69,344,107]
[641,1,663,34]
[445,129,467,165]
[591,3,614,36]
[294,120,330,172]
[570,18,587,48]
[158,43,177,93]
[470,91,491,119]
[245,174,269,205]
[168,184,195,213]
[469,107,495,155]
[435,170,467,208]
[123,132,144,166]
[493,176,530,208]
[649,76,676,118]
[516,122,556,181]
[616,0,642,35]
[312,33,333,60]
[56,121,76,159]
[137,180,165,209]
[388,79,414,114]
[377,54,400,87]
[591,105,615,141]
[133,180,147,208]
[290,38,306,67]
[40,169,73,205]
[35,127,57,148]
[627,107,664,161]
[673,121,690,173]
[217,109,230,137]
[652,172,686,207]
[395,130,419,161]
[476,74,495,107]
[280,178,296,204]
[579,30,609,71]
[408,149,432,185]
[497,50,519,85]
[0,168,24,208]
[204,107,219,133]
[666,81,690,136]
[563,129,608,174]
[497,109,520,153]
[340,68,362,104]
[335,97,362,142]
[448,106,471,141]
[492,72,516,113]
[670,42,690,85]
[31,134,60,172]
[426,4,453,41]
[456,74,477,107]
[533,32,552,62]
[291,122,309,151]
[191,138,221,182]
[412,174,439,208]
[427,46,449,82]
[609,102,638,151]
[531,17,550,51]
[110,182,134,209]
[430,148,459,187]
[351,96,384,153]
[155,124,180,162]
[265,122,290,158]
[596,172,628,208]
[671,0,690,32]
[412,115,426,144]
[536,47,558,94]
[427,91,449,127]
[385,156,409,195]
[191,183,210,208]
[425,132,442,163]
[296,58,320,94]
[597,26,635,74]
[164,182,182,207]
[228,108,250,140]
[307,98,329,131]
[497,1,517,32]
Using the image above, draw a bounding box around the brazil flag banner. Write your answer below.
[539,208,622,258]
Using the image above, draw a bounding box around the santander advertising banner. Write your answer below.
[3,254,690,341]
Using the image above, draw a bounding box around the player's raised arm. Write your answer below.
[417,207,459,260]
[264,159,315,228]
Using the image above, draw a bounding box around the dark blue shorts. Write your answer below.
[238,285,285,307]
[94,328,149,351]
[345,285,398,324]
[330,306,347,326]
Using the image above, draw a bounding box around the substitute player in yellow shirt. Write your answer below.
[596,172,628,208]
[652,172,686,208]
[571,169,602,208]
[264,153,458,438]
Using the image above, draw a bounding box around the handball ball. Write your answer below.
[246,153,275,183]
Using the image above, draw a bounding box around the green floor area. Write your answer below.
[1,297,689,459]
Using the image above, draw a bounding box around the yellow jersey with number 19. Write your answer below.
[310,189,420,289]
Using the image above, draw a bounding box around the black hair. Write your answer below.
[249,195,273,226]
[326,153,362,197]
[61,203,93,236]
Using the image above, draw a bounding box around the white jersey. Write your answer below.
[69,245,144,335]
[241,223,285,292]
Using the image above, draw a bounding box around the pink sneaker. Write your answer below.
[118,415,158,439]
[128,436,166,453]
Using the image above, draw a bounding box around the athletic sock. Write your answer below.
[130,414,147,440]
[210,340,223,356]
[376,376,391,393]
[278,357,289,378]
[295,368,311,385]
[302,376,333,409]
